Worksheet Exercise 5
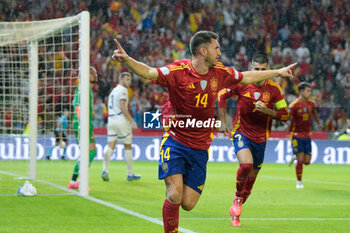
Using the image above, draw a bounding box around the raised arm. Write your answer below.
[112,39,158,81]
[240,63,297,85]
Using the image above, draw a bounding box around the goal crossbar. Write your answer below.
[0,15,81,46]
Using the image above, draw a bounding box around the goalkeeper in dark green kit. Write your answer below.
[68,67,98,189]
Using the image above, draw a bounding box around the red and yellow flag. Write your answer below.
[189,13,202,33]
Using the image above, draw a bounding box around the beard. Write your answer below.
[206,57,217,67]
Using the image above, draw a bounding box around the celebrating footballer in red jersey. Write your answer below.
[156,59,242,149]
[288,82,321,189]
[112,31,296,233]
[218,54,290,226]
[218,79,289,143]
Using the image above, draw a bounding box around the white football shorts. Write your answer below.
[107,117,132,144]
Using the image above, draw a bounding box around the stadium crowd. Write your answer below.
[1,0,349,137]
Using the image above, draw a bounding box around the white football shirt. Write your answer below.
[108,84,128,117]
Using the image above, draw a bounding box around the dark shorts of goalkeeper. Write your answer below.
[54,130,68,143]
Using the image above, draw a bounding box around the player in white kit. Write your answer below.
[101,72,141,181]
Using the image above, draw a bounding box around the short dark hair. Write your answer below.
[298,82,311,91]
[252,54,269,64]
[190,31,219,56]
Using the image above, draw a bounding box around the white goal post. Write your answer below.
[0,11,90,196]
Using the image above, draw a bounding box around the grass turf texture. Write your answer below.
[1,161,349,233]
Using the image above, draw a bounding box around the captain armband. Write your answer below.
[275,99,289,121]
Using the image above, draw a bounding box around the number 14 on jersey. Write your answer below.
[195,93,208,108]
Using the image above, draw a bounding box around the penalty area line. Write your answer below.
[0,170,196,233]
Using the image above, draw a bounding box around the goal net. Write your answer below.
[0,11,90,196]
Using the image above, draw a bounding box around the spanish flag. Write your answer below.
[189,13,202,33]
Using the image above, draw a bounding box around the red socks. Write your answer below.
[296,160,303,181]
[162,199,180,233]
[235,163,253,197]
[242,176,256,203]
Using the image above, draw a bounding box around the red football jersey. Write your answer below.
[156,59,243,150]
[218,80,288,143]
[289,98,316,138]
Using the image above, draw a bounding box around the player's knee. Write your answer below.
[304,161,310,165]
[168,193,182,204]
[240,163,253,173]
[106,146,113,153]
[181,202,195,211]
[124,144,132,150]
[167,187,182,204]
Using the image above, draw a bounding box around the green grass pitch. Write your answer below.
[1,161,349,233]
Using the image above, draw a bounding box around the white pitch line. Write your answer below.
[177,218,350,221]
[83,195,196,233]
[262,175,350,186]
[0,193,76,197]
[0,170,196,233]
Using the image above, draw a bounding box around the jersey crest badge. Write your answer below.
[254,92,261,100]
[303,107,307,112]
[210,78,218,91]
[200,80,207,90]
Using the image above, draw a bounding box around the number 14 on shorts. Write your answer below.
[160,147,170,163]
